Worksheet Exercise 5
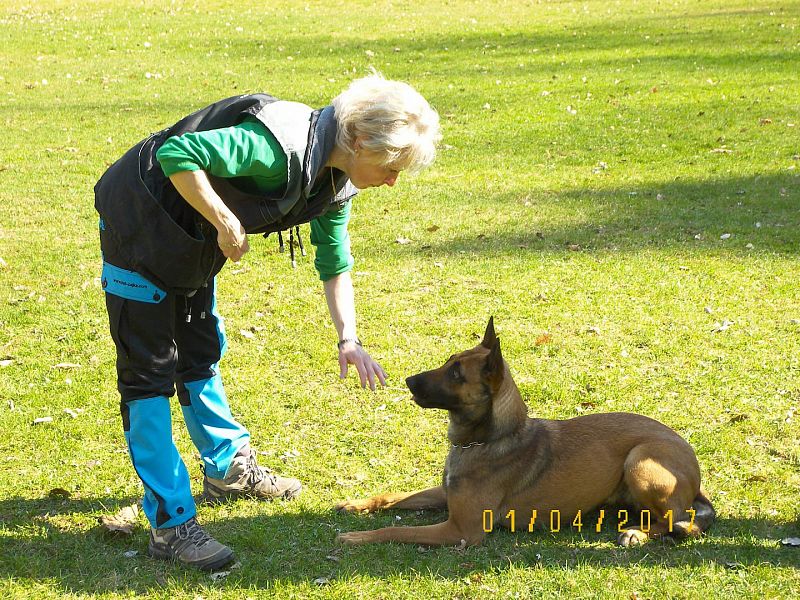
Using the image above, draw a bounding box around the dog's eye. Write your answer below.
[450,362,462,382]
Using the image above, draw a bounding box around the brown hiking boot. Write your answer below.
[202,445,302,503]
[148,516,234,571]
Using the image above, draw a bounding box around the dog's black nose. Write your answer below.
[405,374,419,394]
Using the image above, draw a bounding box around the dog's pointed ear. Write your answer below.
[483,337,504,385]
[480,316,497,349]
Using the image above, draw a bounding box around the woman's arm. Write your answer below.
[324,271,387,390]
[157,119,288,261]
[168,169,249,261]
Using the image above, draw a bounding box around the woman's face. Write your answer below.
[345,147,401,189]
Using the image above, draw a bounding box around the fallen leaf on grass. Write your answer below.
[585,326,601,335]
[0,359,13,368]
[712,319,734,332]
[239,329,255,339]
[32,417,53,425]
[726,413,748,424]
[99,504,139,535]
[781,537,800,547]
[53,362,81,369]
[210,570,231,581]
[48,488,71,499]
[535,333,552,346]
[0,257,7,269]
[280,449,300,462]
[314,577,331,586]
[426,225,440,233]
[395,236,411,245]
[123,550,138,558]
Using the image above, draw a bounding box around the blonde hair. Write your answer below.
[332,73,441,174]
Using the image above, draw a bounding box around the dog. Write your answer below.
[336,317,714,547]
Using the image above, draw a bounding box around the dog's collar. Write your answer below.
[452,441,485,449]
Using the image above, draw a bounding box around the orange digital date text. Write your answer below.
[481,508,695,533]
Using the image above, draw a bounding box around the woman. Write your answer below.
[94,74,440,570]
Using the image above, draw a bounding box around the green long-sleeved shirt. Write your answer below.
[155,117,353,281]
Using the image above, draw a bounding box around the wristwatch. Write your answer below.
[337,338,362,349]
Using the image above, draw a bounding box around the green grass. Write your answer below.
[1,0,799,597]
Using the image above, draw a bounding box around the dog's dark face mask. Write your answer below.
[405,317,505,427]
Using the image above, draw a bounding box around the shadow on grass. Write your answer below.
[1,495,798,594]
[407,173,799,257]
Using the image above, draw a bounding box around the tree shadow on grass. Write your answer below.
[408,172,799,258]
[0,495,797,595]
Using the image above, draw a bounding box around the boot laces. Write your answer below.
[245,452,277,489]
[176,518,212,548]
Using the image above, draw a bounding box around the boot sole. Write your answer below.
[148,544,235,572]
[201,483,302,504]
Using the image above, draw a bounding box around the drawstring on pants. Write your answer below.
[183,288,202,323]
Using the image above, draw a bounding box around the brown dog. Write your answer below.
[336,318,714,547]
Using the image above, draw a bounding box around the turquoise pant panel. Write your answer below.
[181,373,250,479]
[124,396,196,528]
[102,261,166,303]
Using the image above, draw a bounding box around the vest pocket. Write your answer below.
[95,134,219,293]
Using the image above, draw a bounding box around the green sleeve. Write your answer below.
[155,119,287,193]
[310,202,354,281]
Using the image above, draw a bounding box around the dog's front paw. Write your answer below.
[336,531,372,545]
[617,528,650,547]
[335,499,372,514]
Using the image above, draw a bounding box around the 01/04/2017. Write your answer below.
[481,508,697,534]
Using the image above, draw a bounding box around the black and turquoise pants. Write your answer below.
[100,219,249,528]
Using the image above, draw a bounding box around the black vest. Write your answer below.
[94,94,353,294]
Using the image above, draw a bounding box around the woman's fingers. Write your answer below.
[339,347,387,390]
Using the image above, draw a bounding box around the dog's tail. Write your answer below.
[673,487,715,539]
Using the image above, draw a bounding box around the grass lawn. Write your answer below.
[1,0,799,597]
